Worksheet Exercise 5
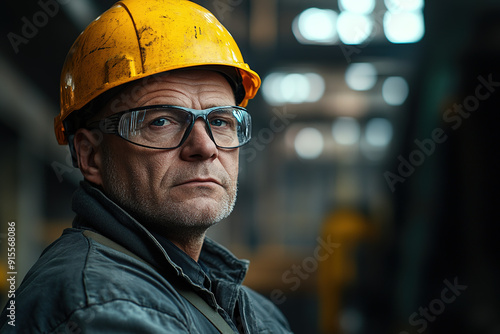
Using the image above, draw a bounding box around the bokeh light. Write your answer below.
[294,127,325,159]
[339,0,376,14]
[382,76,409,105]
[345,63,378,91]
[383,11,425,43]
[332,117,361,145]
[337,12,374,45]
[262,72,326,105]
[365,118,393,147]
[293,8,338,44]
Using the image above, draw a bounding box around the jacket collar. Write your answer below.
[72,181,249,288]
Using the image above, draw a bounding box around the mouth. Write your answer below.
[176,178,223,187]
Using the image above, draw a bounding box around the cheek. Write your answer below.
[221,150,240,182]
[131,150,175,184]
[103,143,174,189]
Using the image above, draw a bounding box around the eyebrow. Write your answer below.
[204,104,232,109]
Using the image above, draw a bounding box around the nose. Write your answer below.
[179,119,218,161]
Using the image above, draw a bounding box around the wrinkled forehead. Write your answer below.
[103,69,236,116]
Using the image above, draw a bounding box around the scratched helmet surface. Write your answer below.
[54,0,261,145]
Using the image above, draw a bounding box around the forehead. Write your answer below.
[105,69,236,115]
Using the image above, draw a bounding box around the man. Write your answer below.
[0,0,292,332]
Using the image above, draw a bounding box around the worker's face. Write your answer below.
[98,70,239,240]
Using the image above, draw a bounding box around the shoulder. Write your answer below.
[1,229,89,332]
[16,229,90,306]
[240,286,293,333]
[2,229,192,333]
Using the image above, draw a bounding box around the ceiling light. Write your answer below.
[383,11,425,43]
[293,8,338,45]
[337,12,374,45]
[339,0,376,14]
[384,0,424,12]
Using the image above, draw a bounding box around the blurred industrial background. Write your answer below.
[1,0,500,333]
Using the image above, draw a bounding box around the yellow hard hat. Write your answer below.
[54,0,261,145]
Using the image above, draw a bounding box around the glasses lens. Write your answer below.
[118,108,191,148]
[116,106,251,149]
[208,107,251,148]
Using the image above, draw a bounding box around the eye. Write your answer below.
[210,118,228,127]
[150,118,171,127]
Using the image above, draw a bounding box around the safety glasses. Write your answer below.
[87,105,252,149]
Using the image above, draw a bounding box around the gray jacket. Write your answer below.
[0,182,292,333]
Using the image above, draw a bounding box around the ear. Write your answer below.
[74,128,104,186]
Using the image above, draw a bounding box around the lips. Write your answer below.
[176,178,222,187]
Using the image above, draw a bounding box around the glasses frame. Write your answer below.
[86,105,252,150]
